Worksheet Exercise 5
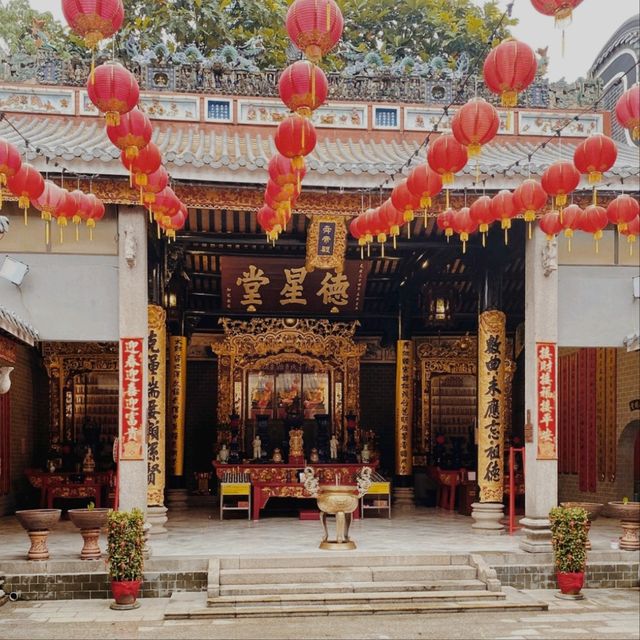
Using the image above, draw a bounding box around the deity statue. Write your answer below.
[272,448,283,463]
[217,444,229,464]
[361,444,371,464]
[252,435,262,460]
[289,428,304,457]
[82,448,95,473]
[310,448,319,463]
[329,435,338,461]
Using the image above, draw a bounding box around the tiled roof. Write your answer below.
[0,115,638,188]
[0,304,38,345]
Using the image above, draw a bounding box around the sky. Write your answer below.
[26,0,640,82]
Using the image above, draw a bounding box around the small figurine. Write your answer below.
[361,444,371,464]
[48,461,56,474]
[272,448,283,463]
[252,435,262,461]
[217,444,229,464]
[310,448,319,463]
[329,435,338,460]
[82,448,95,473]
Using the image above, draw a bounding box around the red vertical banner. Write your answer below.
[578,349,588,491]
[120,337,144,461]
[0,393,9,495]
[536,342,557,460]
[558,355,567,473]
[569,352,578,474]
[586,348,598,492]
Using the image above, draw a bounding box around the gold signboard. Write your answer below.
[305,214,347,273]
[147,305,166,506]
[395,340,414,476]
[477,311,506,503]
[168,335,187,477]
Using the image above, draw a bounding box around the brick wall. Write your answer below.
[558,348,640,504]
[183,360,218,482]
[0,342,49,516]
[360,364,396,475]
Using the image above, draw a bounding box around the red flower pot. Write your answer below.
[111,580,141,605]
[556,571,584,595]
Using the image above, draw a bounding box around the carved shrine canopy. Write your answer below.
[211,318,365,428]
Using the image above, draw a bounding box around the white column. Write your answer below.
[118,207,148,513]
[520,229,558,552]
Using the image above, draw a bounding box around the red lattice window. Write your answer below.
[0,393,9,495]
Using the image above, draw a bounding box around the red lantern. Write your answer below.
[163,203,187,240]
[560,203,582,251]
[406,164,443,217]
[52,189,80,243]
[620,215,640,255]
[151,187,179,223]
[436,208,456,240]
[0,139,22,209]
[358,209,375,247]
[141,166,169,207]
[483,39,537,107]
[279,61,328,117]
[451,98,500,157]
[607,194,639,233]
[122,142,162,188]
[274,114,317,170]
[268,154,306,197]
[107,108,152,160]
[286,0,344,63]
[513,178,548,223]
[86,194,105,233]
[428,135,468,186]
[379,199,405,246]
[391,181,421,234]
[349,215,368,257]
[68,190,91,240]
[469,195,495,245]
[539,210,563,241]
[62,0,124,48]
[573,134,617,185]
[32,182,65,243]
[541,161,580,208]
[87,62,139,126]
[530,1,583,26]
[451,207,477,253]
[257,205,283,241]
[615,85,640,142]
[580,204,608,250]
[491,190,517,243]
[7,163,44,225]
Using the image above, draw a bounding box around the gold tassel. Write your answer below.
[528,222,532,240]
[407,222,411,239]
[360,245,363,260]
[393,235,397,250]
[482,232,486,248]
[75,223,79,242]
[310,63,316,107]
[326,0,331,31]
[45,221,49,245]
[592,187,597,206]
[504,227,509,245]
[445,189,450,209]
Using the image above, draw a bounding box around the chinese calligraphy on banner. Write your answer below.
[395,340,414,476]
[536,342,557,460]
[147,305,166,507]
[120,337,144,461]
[168,336,187,477]
[477,310,506,503]
[221,257,369,314]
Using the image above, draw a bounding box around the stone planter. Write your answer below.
[15,509,61,560]
[68,508,109,560]
[560,502,603,550]
[607,502,640,551]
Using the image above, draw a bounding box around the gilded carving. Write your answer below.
[305,214,347,273]
[395,340,414,476]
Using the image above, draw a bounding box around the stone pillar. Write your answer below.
[520,230,559,553]
[394,340,414,504]
[167,335,188,511]
[117,208,148,514]
[146,305,168,534]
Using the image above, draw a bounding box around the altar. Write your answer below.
[213,463,378,521]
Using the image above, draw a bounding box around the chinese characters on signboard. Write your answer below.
[536,342,557,460]
[477,311,506,503]
[395,340,414,476]
[222,257,369,314]
[305,215,347,274]
[168,335,187,476]
[120,338,144,460]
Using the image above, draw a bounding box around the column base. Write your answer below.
[146,505,168,536]
[166,488,189,511]
[519,517,553,553]
[471,502,505,535]
[393,487,414,508]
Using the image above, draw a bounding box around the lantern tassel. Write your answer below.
[504,227,509,245]
[90,50,95,84]
[0,187,3,209]
[75,223,79,242]
[462,239,467,254]
[528,222,532,240]
[568,237,572,253]
[407,222,411,240]
[381,242,385,258]
[326,1,331,31]
[482,232,486,248]
[45,221,49,246]
[424,208,428,226]
[311,63,316,107]
[360,245,363,261]
[367,242,370,258]
[24,206,28,226]
[445,189,450,209]
[393,235,397,250]
[592,187,597,206]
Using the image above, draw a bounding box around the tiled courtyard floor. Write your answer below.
[0,506,630,560]
[0,588,638,639]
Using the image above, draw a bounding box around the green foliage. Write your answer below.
[87,501,95,510]
[107,509,145,582]
[0,0,68,55]
[549,506,588,573]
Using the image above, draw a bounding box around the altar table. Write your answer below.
[212,463,378,521]
[25,469,114,508]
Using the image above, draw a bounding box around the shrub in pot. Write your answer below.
[549,505,588,597]
[107,509,144,609]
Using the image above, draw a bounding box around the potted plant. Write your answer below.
[549,505,588,599]
[107,508,144,610]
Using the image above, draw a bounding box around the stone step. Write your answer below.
[167,598,547,620]
[208,589,505,608]
[219,564,477,585]
[219,578,488,597]
[219,553,468,570]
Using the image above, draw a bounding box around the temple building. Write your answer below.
[0,25,638,555]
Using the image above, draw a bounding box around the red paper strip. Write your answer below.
[120,337,144,461]
[536,342,557,460]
